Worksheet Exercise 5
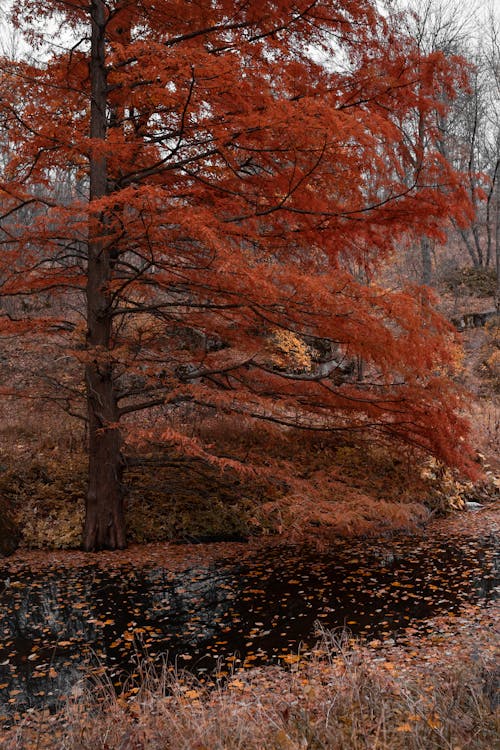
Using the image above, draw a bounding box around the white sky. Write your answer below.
[0,0,498,59]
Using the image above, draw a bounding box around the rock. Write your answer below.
[451,310,497,331]
[0,511,20,556]
[465,501,483,512]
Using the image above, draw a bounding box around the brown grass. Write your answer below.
[3,606,498,750]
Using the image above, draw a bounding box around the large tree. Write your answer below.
[0,0,475,550]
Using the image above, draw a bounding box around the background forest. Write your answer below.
[0,0,498,553]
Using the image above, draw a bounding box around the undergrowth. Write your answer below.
[0,405,497,550]
[441,265,498,298]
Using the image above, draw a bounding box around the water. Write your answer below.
[0,533,498,720]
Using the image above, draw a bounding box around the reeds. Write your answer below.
[4,613,498,750]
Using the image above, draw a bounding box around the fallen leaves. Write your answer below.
[0,518,497,725]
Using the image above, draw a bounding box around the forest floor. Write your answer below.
[0,502,497,576]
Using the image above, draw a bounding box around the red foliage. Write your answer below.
[0,1,477,547]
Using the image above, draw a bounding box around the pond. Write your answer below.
[0,532,498,722]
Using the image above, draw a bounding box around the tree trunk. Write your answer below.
[420,236,432,285]
[84,368,125,550]
[496,176,500,311]
[82,0,126,551]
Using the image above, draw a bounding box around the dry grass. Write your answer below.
[3,607,498,750]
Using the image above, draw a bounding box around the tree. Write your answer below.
[395,0,500,281]
[0,0,476,551]
[480,4,500,302]
[441,22,500,275]
[386,0,480,284]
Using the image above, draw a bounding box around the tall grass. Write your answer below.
[3,620,498,750]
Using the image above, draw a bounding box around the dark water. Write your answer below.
[0,533,498,720]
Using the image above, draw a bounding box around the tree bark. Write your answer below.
[420,235,432,285]
[82,0,126,551]
[494,138,500,309]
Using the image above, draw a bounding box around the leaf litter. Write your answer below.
[0,512,498,724]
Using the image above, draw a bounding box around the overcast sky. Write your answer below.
[0,0,498,59]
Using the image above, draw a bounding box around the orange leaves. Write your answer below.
[0,0,477,525]
[269,328,312,372]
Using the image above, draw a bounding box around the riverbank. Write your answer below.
[2,389,497,553]
[0,502,498,749]
[0,503,497,575]
[2,601,498,750]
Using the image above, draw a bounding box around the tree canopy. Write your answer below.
[0,0,476,549]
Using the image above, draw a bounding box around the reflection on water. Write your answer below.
[0,534,498,720]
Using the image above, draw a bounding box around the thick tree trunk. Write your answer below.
[82,0,126,551]
[84,368,125,550]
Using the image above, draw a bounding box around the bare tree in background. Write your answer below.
[388,0,480,284]
[444,16,500,278]
[481,5,500,304]
[387,0,500,292]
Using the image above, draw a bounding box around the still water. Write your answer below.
[0,533,498,719]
